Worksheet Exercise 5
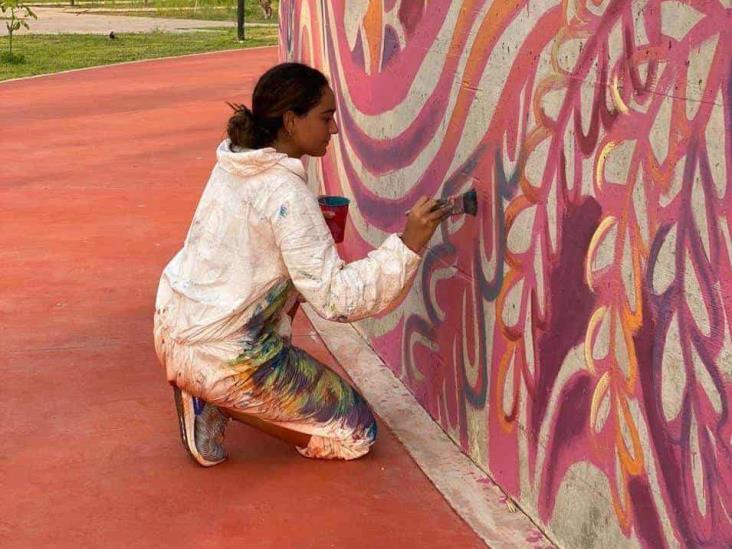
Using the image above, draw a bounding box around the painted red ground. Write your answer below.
[0,49,484,548]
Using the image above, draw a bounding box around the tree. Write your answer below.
[1,0,37,60]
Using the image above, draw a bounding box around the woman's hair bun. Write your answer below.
[226,102,258,149]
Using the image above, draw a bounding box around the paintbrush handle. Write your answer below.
[405,198,448,216]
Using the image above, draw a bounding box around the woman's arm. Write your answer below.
[271,188,422,322]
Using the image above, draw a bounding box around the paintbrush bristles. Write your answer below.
[436,188,478,217]
[405,187,480,217]
[462,189,478,216]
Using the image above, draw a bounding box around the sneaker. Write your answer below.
[172,386,229,467]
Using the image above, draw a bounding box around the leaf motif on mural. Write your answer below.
[495,0,731,540]
[282,0,732,544]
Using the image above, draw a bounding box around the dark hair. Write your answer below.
[227,62,329,149]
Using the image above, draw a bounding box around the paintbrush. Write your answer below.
[432,188,478,217]
[406,188,479,217]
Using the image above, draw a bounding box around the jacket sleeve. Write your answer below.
[270,186,421,322]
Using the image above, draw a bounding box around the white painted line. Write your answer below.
[304,305,557,548]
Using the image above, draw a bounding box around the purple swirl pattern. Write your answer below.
[281,0,731,546]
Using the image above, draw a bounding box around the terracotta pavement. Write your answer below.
[0,48,485,548]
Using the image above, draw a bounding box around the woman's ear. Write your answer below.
[282,111,296,137]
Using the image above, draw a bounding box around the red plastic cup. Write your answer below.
[318,195,350,243]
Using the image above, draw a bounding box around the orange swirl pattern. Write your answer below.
[281,0,731,546]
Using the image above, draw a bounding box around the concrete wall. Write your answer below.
[280,1,731,547]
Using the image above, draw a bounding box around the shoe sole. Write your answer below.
[172,386,226,467]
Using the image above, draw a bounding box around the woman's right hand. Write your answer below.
[400,197,450,253]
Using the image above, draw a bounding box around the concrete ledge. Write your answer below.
[303,305,557,549]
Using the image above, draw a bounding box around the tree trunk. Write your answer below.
[237,0,244,41]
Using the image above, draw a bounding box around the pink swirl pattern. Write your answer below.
[281,0,731,545]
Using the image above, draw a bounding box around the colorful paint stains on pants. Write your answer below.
[229,281,377,460]
[161,280,378,461]
[281,0,731,546]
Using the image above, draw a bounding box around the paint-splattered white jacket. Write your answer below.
[153,140,420,391]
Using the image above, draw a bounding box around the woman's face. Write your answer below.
[290,86,339,157]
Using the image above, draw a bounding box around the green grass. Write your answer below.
[0,27,277,81]
[28,0,278,23]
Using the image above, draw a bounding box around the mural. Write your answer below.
[280,0,731,546]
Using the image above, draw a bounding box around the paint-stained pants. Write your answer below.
[229,343,378,460]
[154,280,378,461]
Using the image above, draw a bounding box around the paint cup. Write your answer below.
[318,195,350,243]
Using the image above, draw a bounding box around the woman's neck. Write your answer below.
[271,137,302,159]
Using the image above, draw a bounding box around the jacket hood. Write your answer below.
[216,139,306,180]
